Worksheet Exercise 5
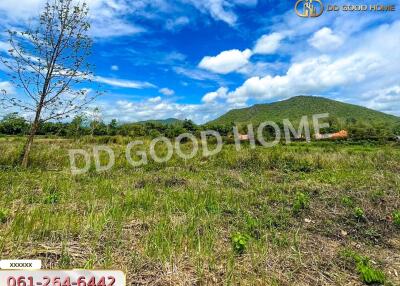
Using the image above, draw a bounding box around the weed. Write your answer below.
[269,231,290,248]
[354,207,365,220]
[231,232,250,255]
[244,214,261,239]
[59,246,72,268]
[43,193,59,204]
[0,208,9,223]
[292,192,309,214]
[393,210,400,227]
[343,250,386,285]
[43,184,60,204]
[369,190,385,203]
[341,196,354,207]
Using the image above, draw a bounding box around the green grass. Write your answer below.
[0,137,399,285]
[393,210,400,227]
[342,250,386,285]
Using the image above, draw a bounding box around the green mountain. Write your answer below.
[209,96,400,126]
[137,118,183,125]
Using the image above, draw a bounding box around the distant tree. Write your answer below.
[348,122,382,140]
[147,122,166,134]
[130,124,146,137]
[394,124,400,135]
[165,125,186,138]
[0,0,97,167]
[93,122,108,136]
[206,124,231,136]
[326,116,342,133]
[89,107,101,137]
[346,117,357,125]
[182,119,197,132]
[0,113,29,135]
[149,129,161,139]
[108,119,118,136]
[68,114,88,137]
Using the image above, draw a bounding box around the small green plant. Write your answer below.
[369,190,385,203]
[341,196,354,207]
[392,210,400,227]
[231,232,250,255]
[354,207,365,220]
[244,214,261,239]
[356,261,385,285]
[0,208,9,223]
[292,192,309,214]
[342,250,386,285]
[43,193,59,204]
[59,246,71,268]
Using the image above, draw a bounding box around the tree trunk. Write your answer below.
[21,125,38,168]
[21,105,43,168]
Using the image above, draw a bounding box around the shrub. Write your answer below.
[231,232,250,255]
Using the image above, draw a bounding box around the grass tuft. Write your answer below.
[0,208,9,223]
[343,250,386,285]
[393,210,400,227]
[292,192,309,215]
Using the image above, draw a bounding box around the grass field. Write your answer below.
[0,137,399,285]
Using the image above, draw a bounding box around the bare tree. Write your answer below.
[0,0,97,167]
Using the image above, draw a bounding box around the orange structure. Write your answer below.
[238,134,250,141]
[330,130,348,139]
[315,130,348,140]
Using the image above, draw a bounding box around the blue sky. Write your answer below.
[0,0,399,123]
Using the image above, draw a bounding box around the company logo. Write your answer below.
[295,0,324,17]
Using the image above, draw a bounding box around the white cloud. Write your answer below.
[0,0,258,39]
[362,85,400,116]
[165,16,190,31]
[201,20,400,117]
[111,65,119,71]
[0,81,15,94]
[202,87,228,103]
[94,76,155,89]
[185,0,257,26]
[199,49,253,74]
[0,41,11,53]
[90,17,144,38]
[253,32,285,55]
[308,27,344,51]
[0,0,43,21]
[225,53,382,104]
[97,97,237,124]
[159,88,175,96]
[173,66,222,82]
[148,96,162,103]
[0,0,144,39]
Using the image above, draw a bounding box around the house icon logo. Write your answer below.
[295,0,324,17]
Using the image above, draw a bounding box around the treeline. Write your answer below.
[0,112,399,141]
[0,113,202,138]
